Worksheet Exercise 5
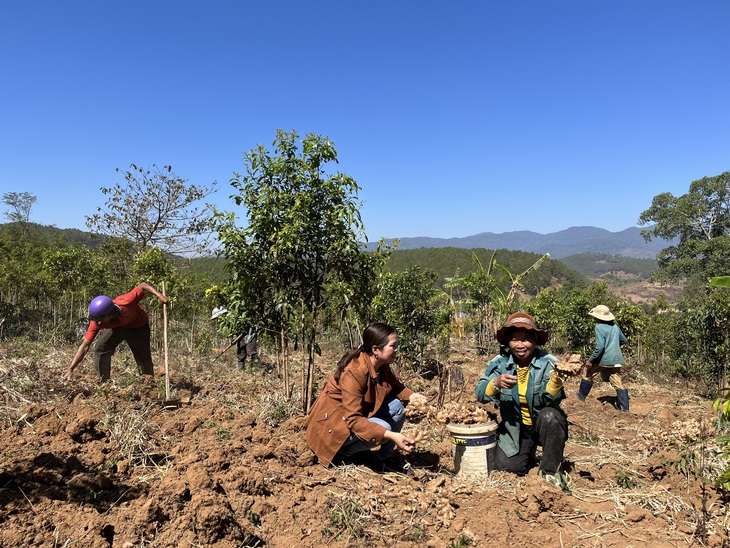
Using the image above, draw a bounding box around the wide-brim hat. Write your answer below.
[589,304,615,321]
[210,306,229,320]
[495,312,549,346]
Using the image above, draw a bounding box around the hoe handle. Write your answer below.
[162,281,170,401]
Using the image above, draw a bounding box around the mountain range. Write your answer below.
[364,226,675,259]
[1,222,674,261]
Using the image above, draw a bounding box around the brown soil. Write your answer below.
[604,279,683,304]
[0,339,726,547]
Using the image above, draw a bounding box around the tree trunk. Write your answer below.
[281,325,289,396]
[300,299,308,411]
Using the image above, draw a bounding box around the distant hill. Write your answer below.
[365,226,674,259]
[2,222,660,289]
[558,253,657,280]
[0,222,104,247]
[384,247,587,294]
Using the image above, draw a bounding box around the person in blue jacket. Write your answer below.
[475,312,569,485]
[576,305,630,412]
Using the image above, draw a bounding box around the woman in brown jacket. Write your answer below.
[306,323,426,469]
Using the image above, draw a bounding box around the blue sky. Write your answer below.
[1,1,728,242]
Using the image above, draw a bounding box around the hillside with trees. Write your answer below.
[0,222,104,248]
[385,247,586,294]
[558,252,657,280]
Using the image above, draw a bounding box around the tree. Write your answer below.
[2,192,37,241]
[638,294,676,375]
[2,192,37,224]
[640,172,730,389]
[41,243,110,331]
[371,266,453,367]
[448,251,549,352]
[215,130,376,411]
[86,164,219,257]
[639,171,730,284]
[320,240,392,349]
[527,282,644,358]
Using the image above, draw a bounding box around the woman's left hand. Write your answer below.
[551,368,568,381]
[409,393,427,403]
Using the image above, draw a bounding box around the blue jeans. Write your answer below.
[337,395,406,461]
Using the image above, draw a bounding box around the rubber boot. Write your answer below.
[575,379,593,402]
[616,388,630,412]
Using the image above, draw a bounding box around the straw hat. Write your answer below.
[210,306,229,320]
[495,312,549,346]
[589,304,615,321]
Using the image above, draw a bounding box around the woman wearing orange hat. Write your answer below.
[576,305,629,412]
[475,312,568,486]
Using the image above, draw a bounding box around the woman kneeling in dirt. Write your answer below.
[306,323,427,473]
[475,312,569,487]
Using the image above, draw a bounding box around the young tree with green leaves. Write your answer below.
[526,282,644,358]
[370,266,453,367]
[42,243,103,328]
[449,251,549,352]
[320,241,392,350]
[215,130,377,411]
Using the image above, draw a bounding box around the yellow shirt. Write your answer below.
[517,365,532,426]
[485,366,564,427]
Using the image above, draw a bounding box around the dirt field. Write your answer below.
[0,338,726,547]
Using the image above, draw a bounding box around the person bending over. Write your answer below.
[64,283,168,381]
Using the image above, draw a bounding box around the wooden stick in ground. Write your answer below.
[162,280,171,402]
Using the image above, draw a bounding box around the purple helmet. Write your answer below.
[89,296,116,320]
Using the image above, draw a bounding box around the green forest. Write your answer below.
[384,246,587,293]
[559,252,657,280]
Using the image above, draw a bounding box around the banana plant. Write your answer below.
[448,251,549,351]
[710,277,730,288]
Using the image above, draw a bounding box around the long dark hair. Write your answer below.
[333,323,396,382]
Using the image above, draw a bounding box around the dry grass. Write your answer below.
[2,336,729,545]
[102,402,171,470]
[257,375,302,426]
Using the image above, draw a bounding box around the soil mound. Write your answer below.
[0,341,725,546]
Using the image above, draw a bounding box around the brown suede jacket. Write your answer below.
[305,352,413,467]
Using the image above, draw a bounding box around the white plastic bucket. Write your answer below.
[447,421,498,475]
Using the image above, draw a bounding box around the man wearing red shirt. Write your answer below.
[63,283,168,381]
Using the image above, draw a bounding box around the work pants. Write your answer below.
[494,406,568,475]
[236,332,259,368]
[583,364,624,389]
[94,324,154,380]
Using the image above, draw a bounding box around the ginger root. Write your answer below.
[553,353,584,376]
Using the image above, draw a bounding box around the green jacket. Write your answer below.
[474,349,565,457]
[589,322,627,366]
